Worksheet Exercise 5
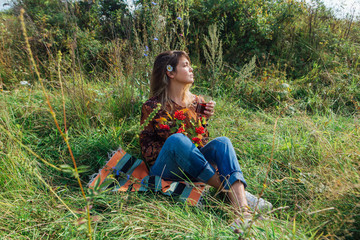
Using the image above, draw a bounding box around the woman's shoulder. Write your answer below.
[143,96,160,108]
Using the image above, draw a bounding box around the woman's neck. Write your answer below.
[168,82,187,106]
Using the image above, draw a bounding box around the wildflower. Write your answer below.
[154,37,158,41]
[151,1,157,5]
[281,83,290,89]
[166,111,173,120]
[145,45,149,51]
[174,110,186,120]
[179,33,184,37]
[192,137,201,144]
[20,81,30,86]
[195,126,205,134]
[159,124,170,130]
[144,53,148,57]
[155,117,168,124]
[177,16,182,21]
[199,116,207,126]
[167,65,173,72]
[177,127,185,133]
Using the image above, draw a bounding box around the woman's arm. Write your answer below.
[139,103,161,166]
[139,101,172,166]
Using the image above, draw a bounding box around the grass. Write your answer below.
[1,83,359,239]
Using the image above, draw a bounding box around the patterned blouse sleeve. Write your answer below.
[139,101,163,166]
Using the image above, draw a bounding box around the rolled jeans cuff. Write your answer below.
[222,171,247,190]
[196,162,216,183]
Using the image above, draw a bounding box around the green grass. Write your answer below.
[1,84,359,239]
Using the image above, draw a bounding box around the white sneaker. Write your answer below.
[245,191,273,212]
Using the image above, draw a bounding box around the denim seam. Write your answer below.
[223,171,247,190]
[196,161,216,183]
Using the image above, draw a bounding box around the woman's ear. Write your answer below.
[166,71,175,79]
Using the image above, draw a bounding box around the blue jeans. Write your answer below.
[149,133,247,190]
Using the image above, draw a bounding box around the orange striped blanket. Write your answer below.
[88,148,206,206]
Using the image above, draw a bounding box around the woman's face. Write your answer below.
[170,56,194,85]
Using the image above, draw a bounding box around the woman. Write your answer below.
[139,50,249,216]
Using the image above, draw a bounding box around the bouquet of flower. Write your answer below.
[155,109,207,147]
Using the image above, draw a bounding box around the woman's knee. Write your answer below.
[214,136,232,146]
[167,133,188,141]
[165,133,192,148]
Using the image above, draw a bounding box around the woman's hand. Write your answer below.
[204,100,216,117]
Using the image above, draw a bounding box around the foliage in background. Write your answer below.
[0,0,359,114]
[202,23,223,94]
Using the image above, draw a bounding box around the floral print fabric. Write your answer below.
[139,95,209,167]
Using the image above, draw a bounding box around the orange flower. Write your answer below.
[155,117,168,124]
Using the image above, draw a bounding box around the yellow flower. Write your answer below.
[166,111,173,120]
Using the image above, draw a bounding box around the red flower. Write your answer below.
[192,137,201,143]
[177,127,185,133]
[195,126,205,134]
[174,110,186,120]
[159,124,170,130]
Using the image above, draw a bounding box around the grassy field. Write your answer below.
[1,82,359,239]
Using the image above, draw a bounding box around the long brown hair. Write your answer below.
[150,50,193,111]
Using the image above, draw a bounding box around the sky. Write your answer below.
[310,0,360,18]
[0,0,359,18]
[0,0,10,11]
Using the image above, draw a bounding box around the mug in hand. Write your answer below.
[195,95,212,114]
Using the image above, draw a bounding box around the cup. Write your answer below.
[195,95,212,114]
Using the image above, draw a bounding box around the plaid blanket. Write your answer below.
[88,148,206,206]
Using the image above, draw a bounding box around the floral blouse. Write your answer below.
[139,95,209,167]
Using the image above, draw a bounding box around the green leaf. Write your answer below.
[77,165,90,174]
